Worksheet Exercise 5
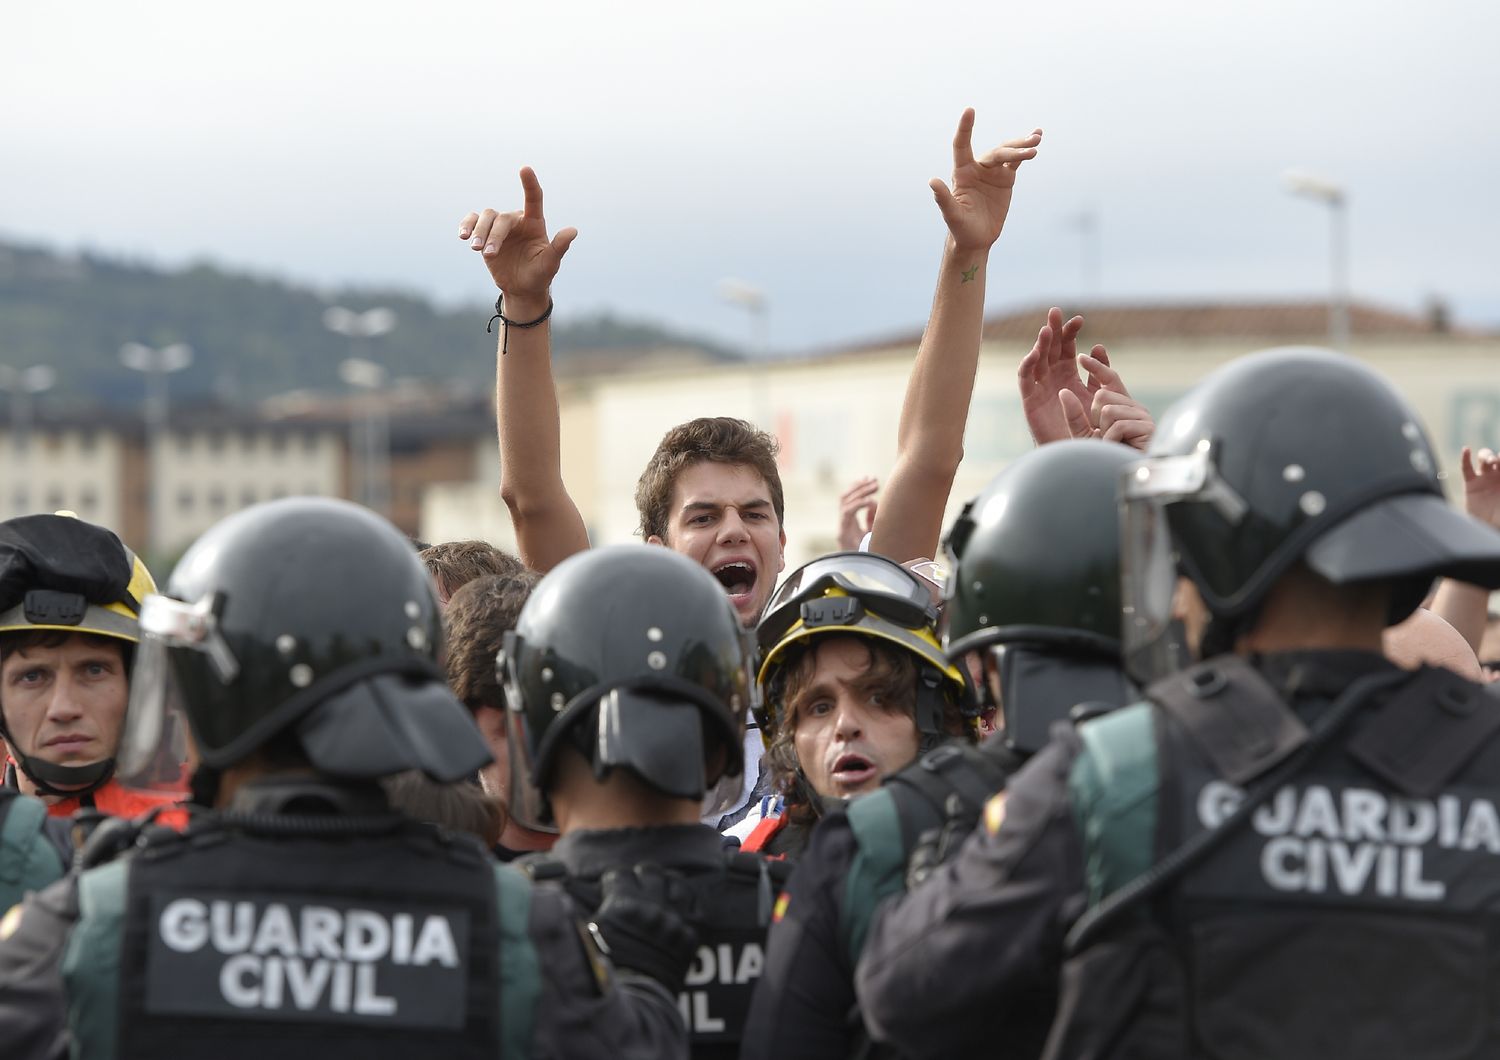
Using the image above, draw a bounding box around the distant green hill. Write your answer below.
[0,239,740,411]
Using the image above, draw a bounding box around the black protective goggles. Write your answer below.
[756,551,940,654]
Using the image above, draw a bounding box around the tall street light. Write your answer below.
[719,279,770,427]
[324,306,396,515]
[120,342,193,553]
[0,364,57,514]
[1284,171,1350,352]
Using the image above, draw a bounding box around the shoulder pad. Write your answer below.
[1148,656,1307,786]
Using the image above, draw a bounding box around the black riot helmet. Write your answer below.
[941,440,1138,754]
[1121,347,1500,683]
[0,513,157,796]
[117,498,490,796]
[499,545,754,833]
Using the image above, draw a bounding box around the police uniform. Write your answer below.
[0,778,686,1060]
[0,498,691,1060]
[856,652,1500,1058]
[747,442,1140,1059]
[522,823,789,1059]
[858,348,1500,1059]
[743,737,1022,1060]
[0,790,68,917]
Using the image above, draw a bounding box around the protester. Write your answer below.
[441,570,555,858]
[459,106,1041,591]
[856,347,1500,1058]
[419,538,525,606]
[500,545,786,1058]
[1430,445,1500,652]
[1018,306,1156,449]
[744,440,1140,1060]
[741,552,975,859]
[835,476,880,552]
[0,498,691,1058]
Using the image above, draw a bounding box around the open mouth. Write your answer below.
[711,561,758,602]
[830,752,877,788]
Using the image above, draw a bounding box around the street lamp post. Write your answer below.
[0,364,58,514]
[119,342,193,553]
[1284,171,1350,352]
[324,306,396,515]
[719,279,770,427]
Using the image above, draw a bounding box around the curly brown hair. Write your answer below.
[765,635,970,825]
[443,571,540,710]
[633,417,785,543]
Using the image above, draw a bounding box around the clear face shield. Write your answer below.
[1119,444,1248,686]
[117,593,239,788]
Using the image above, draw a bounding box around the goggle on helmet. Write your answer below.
[754,551,971,744]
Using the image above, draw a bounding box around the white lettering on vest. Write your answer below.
[1199,782,1492,902]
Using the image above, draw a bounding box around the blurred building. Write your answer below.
[424,298,1500,569]
[3,299,1496,575]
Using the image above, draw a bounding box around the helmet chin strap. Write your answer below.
[913,664,949,755]
[13,750,116,799]
[0,713,116,799]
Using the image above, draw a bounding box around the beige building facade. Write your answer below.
[425,301,1500,571]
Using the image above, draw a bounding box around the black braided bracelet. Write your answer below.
[486,294,554,355]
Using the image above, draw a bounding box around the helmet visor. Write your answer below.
[1120,449,1246,685]
[117,593,239,785]
[758,551,938,654]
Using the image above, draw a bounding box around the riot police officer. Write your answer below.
[855,348,1500,1059]
[0,498,689,1060]
[744,441,1139,1060]
[502,544,788,1059]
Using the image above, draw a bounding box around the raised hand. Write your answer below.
[837,476,880,552]
[929,109,1042,254]
[458,167,578,303]
[1017,307,1098,445]
[1058,352,1156,450]
[1461,446,1500,528]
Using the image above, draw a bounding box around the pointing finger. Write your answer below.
[951,108,976,169]
[519,166,546,221]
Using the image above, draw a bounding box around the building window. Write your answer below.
[79,487,98,514]
[178,487,195,513]
[240,487,257,508]
[207,432,225,454]
[208,488,226,513]
[45,489,65,512]
[302,432,319,453]
[176,433,192,455]
[77,430,97,453]
[270,433,287,454]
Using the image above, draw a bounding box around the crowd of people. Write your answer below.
[2,108,1500,1059]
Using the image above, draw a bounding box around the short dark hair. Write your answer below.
[420,541,524,602]
[634,417,784,543]
[444,571,540,710]
[382,771,506,847]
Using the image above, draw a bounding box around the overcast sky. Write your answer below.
[5,0,1498,352]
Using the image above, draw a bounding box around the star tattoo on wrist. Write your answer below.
[961,264,979,283]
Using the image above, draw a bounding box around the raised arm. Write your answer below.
[868,110,1041,563]
[1431,446,1500,652]
[459,167,589,572]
